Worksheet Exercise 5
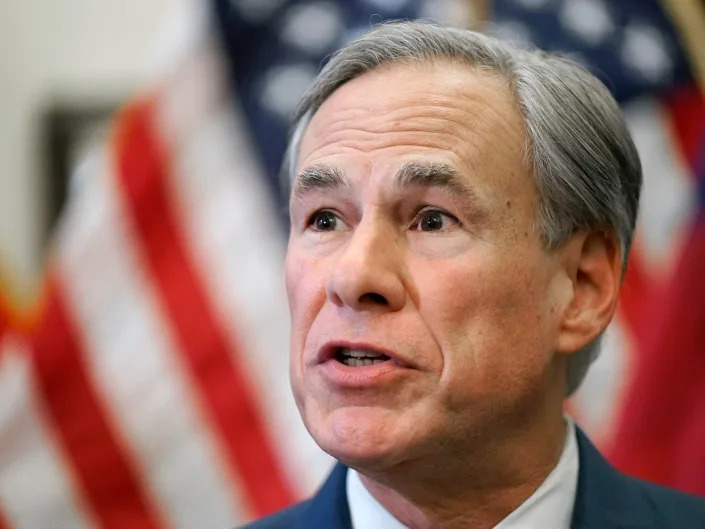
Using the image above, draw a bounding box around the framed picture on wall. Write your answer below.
[41,100,119,240]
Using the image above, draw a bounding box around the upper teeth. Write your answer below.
[343,348,385,358]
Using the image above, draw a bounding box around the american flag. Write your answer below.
[0,0,702,528]
[489,0,705,494]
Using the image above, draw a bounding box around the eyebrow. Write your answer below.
[292,161,480,208]
[292,165,351,199]
[395,162,483,214]
[394,162,468,195]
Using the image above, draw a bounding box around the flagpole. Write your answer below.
[662,0,705,98]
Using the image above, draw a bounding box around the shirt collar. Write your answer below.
[346,417,579,529]
[347,463,407,529]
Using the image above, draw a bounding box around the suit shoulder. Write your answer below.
[237,500,312,529]
[238,464,350,529]
[621,474,705,526]
[572,428,705,528]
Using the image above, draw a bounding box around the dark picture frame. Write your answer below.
[40,100,119,241]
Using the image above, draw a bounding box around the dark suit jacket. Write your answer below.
[241,429,705,528]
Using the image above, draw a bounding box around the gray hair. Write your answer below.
[283,20,641,396]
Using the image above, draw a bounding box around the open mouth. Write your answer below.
[335,347,391,367]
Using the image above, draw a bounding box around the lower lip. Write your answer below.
[318,358,409,387]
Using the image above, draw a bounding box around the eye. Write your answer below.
[308,210,344,231]
[413,209,459,232]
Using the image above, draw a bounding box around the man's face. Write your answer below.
[286,62,571,470]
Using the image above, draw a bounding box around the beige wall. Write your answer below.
[0,0,179,303]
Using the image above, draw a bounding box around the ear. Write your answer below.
[556,230,622,355]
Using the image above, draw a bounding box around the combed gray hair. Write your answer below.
[283,20,641,396]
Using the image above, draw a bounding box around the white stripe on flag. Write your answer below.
[0,337,94,529]
[624,97,695,276]
[54,151,245,528]
[154,33,333,496]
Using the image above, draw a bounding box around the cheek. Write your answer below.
[286,251,320,409]
[285,249,328,348]
[424,252,555,396]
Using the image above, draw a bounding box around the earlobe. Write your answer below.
[556,230,622,355]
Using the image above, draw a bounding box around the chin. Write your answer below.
[305,405,411,469]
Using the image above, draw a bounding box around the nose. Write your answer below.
[326,219,407,312]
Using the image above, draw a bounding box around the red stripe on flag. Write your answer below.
[0,287,11,339]
[0,503,12,529]
[113,97,296,516]
[616,248,654,343]
[0,312,7,365]
[609,220,705,496]
[29,277,167,529]
[665,83,705,169]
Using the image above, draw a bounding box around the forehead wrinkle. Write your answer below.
[308,71,521,131]
[303,130,472,162]
[311,100,494,138]
[302,97,523,169]
[302,112,482,164]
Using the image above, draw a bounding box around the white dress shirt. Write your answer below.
[347,418,579,529]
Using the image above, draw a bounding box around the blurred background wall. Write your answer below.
[0,0,182,301]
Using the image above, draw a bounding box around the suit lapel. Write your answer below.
[571,427,657,529]
[294,464,352,529]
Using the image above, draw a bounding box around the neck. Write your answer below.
[356,413,568,529]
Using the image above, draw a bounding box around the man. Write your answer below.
[244,20,705,529]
